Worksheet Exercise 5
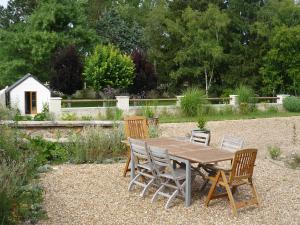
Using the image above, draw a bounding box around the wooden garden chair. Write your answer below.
[190,131,210,146]
[149,145,186,209]
[220,135,244,153]
[205,148,260,216]
[128,138,156,197]
[123,116,149,177]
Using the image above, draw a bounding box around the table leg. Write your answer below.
[185,160,191,207]
[130,146,135,180]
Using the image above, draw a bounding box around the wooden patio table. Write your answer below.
[127,137,234,207]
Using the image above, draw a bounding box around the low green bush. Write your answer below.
[67,126,126,163]
[106,108,123,120]
[283,96,300,112]
[33,104,52,121]
[0,126,46,225]
[180,88,207,117]
[61,113,77,121]
[268,146,282,160]
[29,137,69,164]
[142,105,155,118]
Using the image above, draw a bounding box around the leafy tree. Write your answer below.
[50,45,84,97]
[96,7,144,53]
[129,49,157,94]
[0,0,97,88]
[84,44,135,93]
[170,5,229,95]
[261,25,300,96]
[0,0,37,28]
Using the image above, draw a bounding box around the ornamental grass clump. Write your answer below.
[283,96,300,112]
[68,126,126,163]
[236,85,257,114]
[180,88,207,117]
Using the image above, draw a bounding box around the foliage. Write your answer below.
[81,115,93,121]
[29,137,68,164]
[197,117,207,130]
[286,153,300,169]
[180,88,207,117]
[129,49,157,94]
[0,126,46,225]
[283,96,300,112]
[268,146,282,160]
[33,104,52,121]
[261,25,300,96]
[61,113,78,121]
[0,0,97,87]
[84,44,135,92]
[148,124,160,138]
[0,106,18,120]
[105,108,123,121]
[236,85,256,114]
[50,45,84,96]
[67,126,126,163]
[96,7,144,54]
[141,105,155,118]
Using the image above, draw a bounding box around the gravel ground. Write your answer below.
[38,117,300,225]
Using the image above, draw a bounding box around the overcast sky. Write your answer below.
[0,0,8,8]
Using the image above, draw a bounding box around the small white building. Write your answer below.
[3,73,51,115]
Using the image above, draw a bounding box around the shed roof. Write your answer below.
[5,73,50,93]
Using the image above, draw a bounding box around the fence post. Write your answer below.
[229,95,239,106]
[116,96,130,111]
[49,97,62,119]
[176,95,184,107]
[276,94,290,104]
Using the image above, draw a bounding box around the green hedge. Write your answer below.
[283,96,300,112]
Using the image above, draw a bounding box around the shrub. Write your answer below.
[0,126,46,225]
[29,137,69,164]
[142,105,155,118]
[180,88,207,117]
[197,117,207,130]
[148,125,161,138]
[106,108,123,121]
[283,96,300,112]
[0,106,18,120]
[267,106,279,113]
[61,113,77,121]
[236,85,256,114]
[84,44,135,92]
[67,126,126,163]
[33,104,52,121]
[81,115,93,121]
[268,146,282,160]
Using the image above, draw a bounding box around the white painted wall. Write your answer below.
[9,77,50,115]
[0,87,7,107]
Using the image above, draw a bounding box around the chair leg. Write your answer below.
[165,189,179,209]
[221,172,237,216]
[151,180,168,203]
[205,171,221,207]
[250,181,260,207]
[123,147,131,177]
[140,178,155,197]
[128,173,141,191]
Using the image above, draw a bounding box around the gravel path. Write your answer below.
[38,117,300,225]
[160,116,300,157]
[38,161,300,225]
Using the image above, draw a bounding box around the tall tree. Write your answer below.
[50,45,84,97]
[0,0,98,88]
[96,7,143,54]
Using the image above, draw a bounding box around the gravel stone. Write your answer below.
[38,117,300,225]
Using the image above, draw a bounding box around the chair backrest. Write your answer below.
[220,135,244,153]
[124,116,149,139]
[148,145,173,175]
[229,148,257,184]
[190,131,209,146]
[128,138,150,161]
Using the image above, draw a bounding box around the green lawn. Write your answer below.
[159,111,300,123]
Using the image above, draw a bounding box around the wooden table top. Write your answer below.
[123,137,234,164]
